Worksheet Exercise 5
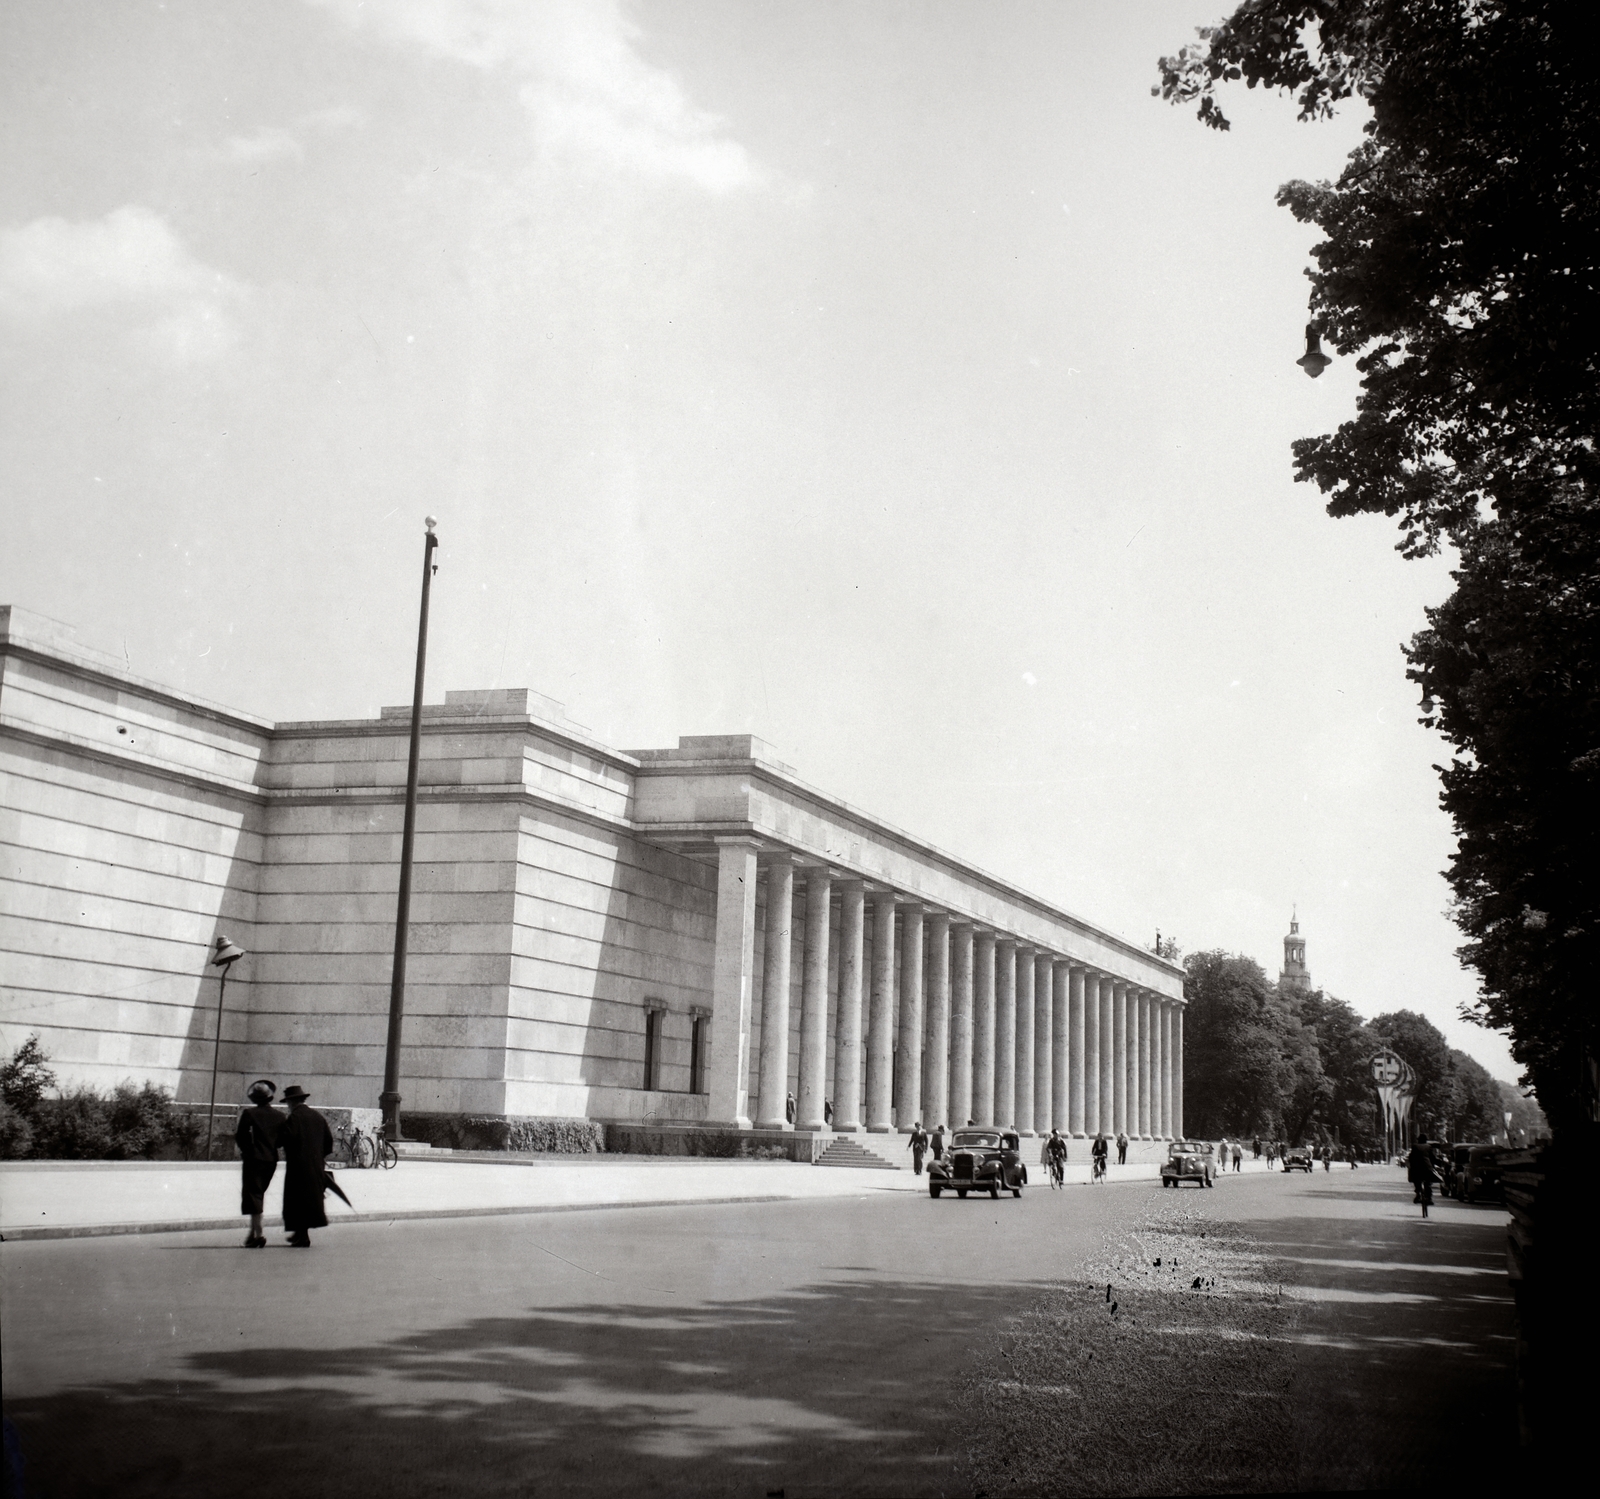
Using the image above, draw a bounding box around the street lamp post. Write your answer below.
[380,516,439,1143]
[204,935,245,1160]
[1296,322,1333,378]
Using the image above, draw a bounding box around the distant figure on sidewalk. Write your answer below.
[1115,1130,1128,1166]
[823,1098,833,1125]
[278,1085,334,1248]
[1346,1143,1359,1169]
[785,1091,796,1125]
[1218,1137,1229,1171]
[907,1122,929,1175]
[930,1124,945,1161]
[1252,1135,1262,1159]
[1408,1135,1438,1218]
[1322,1144,1333,1172]
[235,1079,282,1249]
[1232,1143,1243,1173]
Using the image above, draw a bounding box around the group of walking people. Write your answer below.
[235,1079,336,1248]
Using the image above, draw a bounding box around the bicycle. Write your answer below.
[1091,1154,1107,1184]
[1047,1156,1065,1190]
[335,1123,397,1170]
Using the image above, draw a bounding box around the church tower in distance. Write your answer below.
[1280,911,1311,994]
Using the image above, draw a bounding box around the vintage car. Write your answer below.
[928,1129,1027,1199]
[1161,1141,1215,1187]
[1282,1146,1314,1172]
[1456,1144,1504,1203]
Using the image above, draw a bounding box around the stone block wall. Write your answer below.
[0,609,267,1096]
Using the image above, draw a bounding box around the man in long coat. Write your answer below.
[278,1085,334,1247]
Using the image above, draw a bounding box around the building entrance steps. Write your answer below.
[815,1136,900,1170]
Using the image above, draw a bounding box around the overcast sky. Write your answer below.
[0,1,1518,1081]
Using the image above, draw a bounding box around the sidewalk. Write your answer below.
[0,1150,1274,1240]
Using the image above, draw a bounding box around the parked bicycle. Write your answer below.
[335,1122,397,1170]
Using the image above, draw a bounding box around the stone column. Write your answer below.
[754,857,795,1129]
[1142,992,1155,1137]
[1098,976,1116,1135]
[795,869,831,1131]
[1164,991,1177,1132]
[1068,966,1087,1136]
[1127,987,1141,1139]
[1014,946,1035,1136]
[949,923,974,1127]
[1135,989,1149,1138]
[1082,971,1100,1137]
[866,891,897,1133]
[706,838,760,1128]
[1120,985,1132,1132]
[1050,961,1070,1134]
[993,939,1015,1128]
[923,913,951,1130]
[896,905,925,1131]
[972,930,996,1126]
[1174,1002,1185,1138]
[833,881,865,1132]
[1036,954,1055,1136]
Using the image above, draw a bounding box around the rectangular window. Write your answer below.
[690,1015,707,1095]
[643,1009,663,1091]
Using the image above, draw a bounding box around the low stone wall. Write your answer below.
[604,1124,826,1162]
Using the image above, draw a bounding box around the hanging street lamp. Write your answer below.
[1297,322,1333,378]
[204,935,245,1160]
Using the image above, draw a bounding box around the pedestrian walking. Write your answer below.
[1346,1143,1358,1169]
[785,1091,796,1125]
[1408,1135,1439,1218]
[907,1121,929,1175]
[235,1079,282,1249]
[931,1124,945,1160]
[278,1085,334,1248]
[1252,1135,1262,1159]
[1232,1142,1243,1173]
[824,1098,833,1125]
[1322,1143,1332,1172]
[1115,1130,1128,1166]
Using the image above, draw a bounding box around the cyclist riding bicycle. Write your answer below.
[1091,1130,1109,1183]
[1045,1129,1068,1189]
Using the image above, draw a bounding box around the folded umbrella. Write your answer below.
[323,1170,354,1210]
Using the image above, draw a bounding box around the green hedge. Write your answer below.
[401,1112,605,1154]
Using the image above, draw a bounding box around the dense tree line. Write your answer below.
[1180,950,1541,1146]
[1157,1,1599,1126]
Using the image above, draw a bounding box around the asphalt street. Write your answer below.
[1,1164,1516,1497]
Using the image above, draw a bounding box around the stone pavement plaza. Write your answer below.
[1,1162,1513,1497]
[2,1151,1277,1239]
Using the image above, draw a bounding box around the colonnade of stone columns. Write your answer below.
[711,842,1185,1139]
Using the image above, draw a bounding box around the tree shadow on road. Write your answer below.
[5,1275,1024,1499]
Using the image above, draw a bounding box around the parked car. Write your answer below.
[1458,1145,1504,1203]
[928,1128,1027,1199]
[1161,1141,1215,1188]
[1439,1142,1481,1198]
[1283,1146,1314,1172]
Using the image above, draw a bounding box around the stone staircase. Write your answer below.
[815,1134,902,1170]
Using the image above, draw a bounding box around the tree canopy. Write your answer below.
[1156,0,1598,558]
[1158,2,1598,1122]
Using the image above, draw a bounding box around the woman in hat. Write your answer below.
[278,1085,334,1247]
[235,1079,283,1249]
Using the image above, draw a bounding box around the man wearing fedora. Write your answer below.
[234,1079,283,1249]
[278,1085,334,1247]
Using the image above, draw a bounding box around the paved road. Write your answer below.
[1,1165,1515,1497]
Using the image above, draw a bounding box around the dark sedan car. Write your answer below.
[1161,1141,1215,1187]
[928,1129,1027,1199]
[1282,1146,1314,1172]
[1457,1145,1504,1203]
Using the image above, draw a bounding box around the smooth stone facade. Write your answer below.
[0,604,1187,1145]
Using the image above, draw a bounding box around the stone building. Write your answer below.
[0,605,1186,1154]
[1280,911,1312,995]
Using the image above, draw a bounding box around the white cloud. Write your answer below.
[307,0,763,193]
[205,105,365,166]
[0,206,244,361]
[216,126,306,164]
